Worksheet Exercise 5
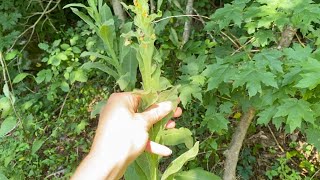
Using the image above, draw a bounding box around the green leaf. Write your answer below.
[63,3,88,9]
[306,127,320,150]
[35,69,53,84]
[162,128,193,149]
[60,81,70,92]
[90,100,107,119]
[174,169,221,180]
[38,43,49,51]
[253,49,283,73]
[257,106,277,125]
[202,62,236,91]
[161,142,199,180]
[13,73,31,83]
[179,84,202,107]
[0,172,8,180]
[0,97,11,118]
[31,139,45,155]
[233,63,278,97]
[295,58,320,89]
[70,69,88,83]
[284,44,313,62]
[274,98,315,132]
[211,1,247,30]
[205,113,229,133]
[169,28,179,47]
[252,30,275,47]
[81,62,119,79]
[5,50,19,61]
[0,116,16,137]
[70,8,96,29]
[56,53,68,60]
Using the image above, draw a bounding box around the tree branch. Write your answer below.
[223,107,256,180]
[277,25,297,49]
[181,0,194,48]
[110,0,126,23]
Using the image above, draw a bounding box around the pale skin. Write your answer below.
[72,92,182,180]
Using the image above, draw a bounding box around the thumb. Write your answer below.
[145,140,172,156]
[138,101,173,129]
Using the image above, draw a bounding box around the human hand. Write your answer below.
[71,92,182,180]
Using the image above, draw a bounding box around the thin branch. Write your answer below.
[153,14,209,23]
[223,107,255,180]
[10,0,61,51]
[0,52,22,136]
[58,84,74,119]
[267,124,284,152]
[193,8,215,41]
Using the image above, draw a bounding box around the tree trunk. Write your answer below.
[223,108,256,180]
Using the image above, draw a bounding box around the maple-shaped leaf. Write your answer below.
[306,127,320,150]
[257,106,277,125]
[295,58,320,89]
[179,84,202,107]
[283,44,313,62]
[232,62,278,97]
[254,49,283,73]
[202,61,236,91]
[210,0,249,30]
[252,30,276,47]
[274,98,315,132]
[204,112,229,133]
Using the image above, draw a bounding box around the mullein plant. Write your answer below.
[66,0,201,179]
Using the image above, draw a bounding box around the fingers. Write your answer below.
[173,107,182,118]
[145,140,172,156]
[138,101,173,129]
[165,120,176,129]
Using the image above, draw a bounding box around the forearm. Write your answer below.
[71,152,126,180]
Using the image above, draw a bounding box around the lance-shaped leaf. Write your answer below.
[174,168,221,180]
[161,142,199,180]
[81,62,119,79]
[161,128,193,149]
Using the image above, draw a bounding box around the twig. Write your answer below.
[181,0,194,48]
[231,37,255,56]
[311,168,320,180]
[267,124,284,152]
[0,52,22,136]
[193,8,215,41]
[220,31,240,49]
[223,107,255,180]
[295,33,305,48]
[44,169,65,179]
[153,14,209,23]
[58,84,74,119]
[10,0,61,51]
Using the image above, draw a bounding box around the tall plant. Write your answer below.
[66,0,220,179]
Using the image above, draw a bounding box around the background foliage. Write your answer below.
[1,0,320,179]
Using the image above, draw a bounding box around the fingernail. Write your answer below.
[164,148,172,156]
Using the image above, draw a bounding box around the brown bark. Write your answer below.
[181,0,194,48]
[110,0,126,23]
[277,25,297,49]
[223,108,256,180]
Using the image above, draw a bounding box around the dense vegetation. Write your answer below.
[1,0,320,179]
